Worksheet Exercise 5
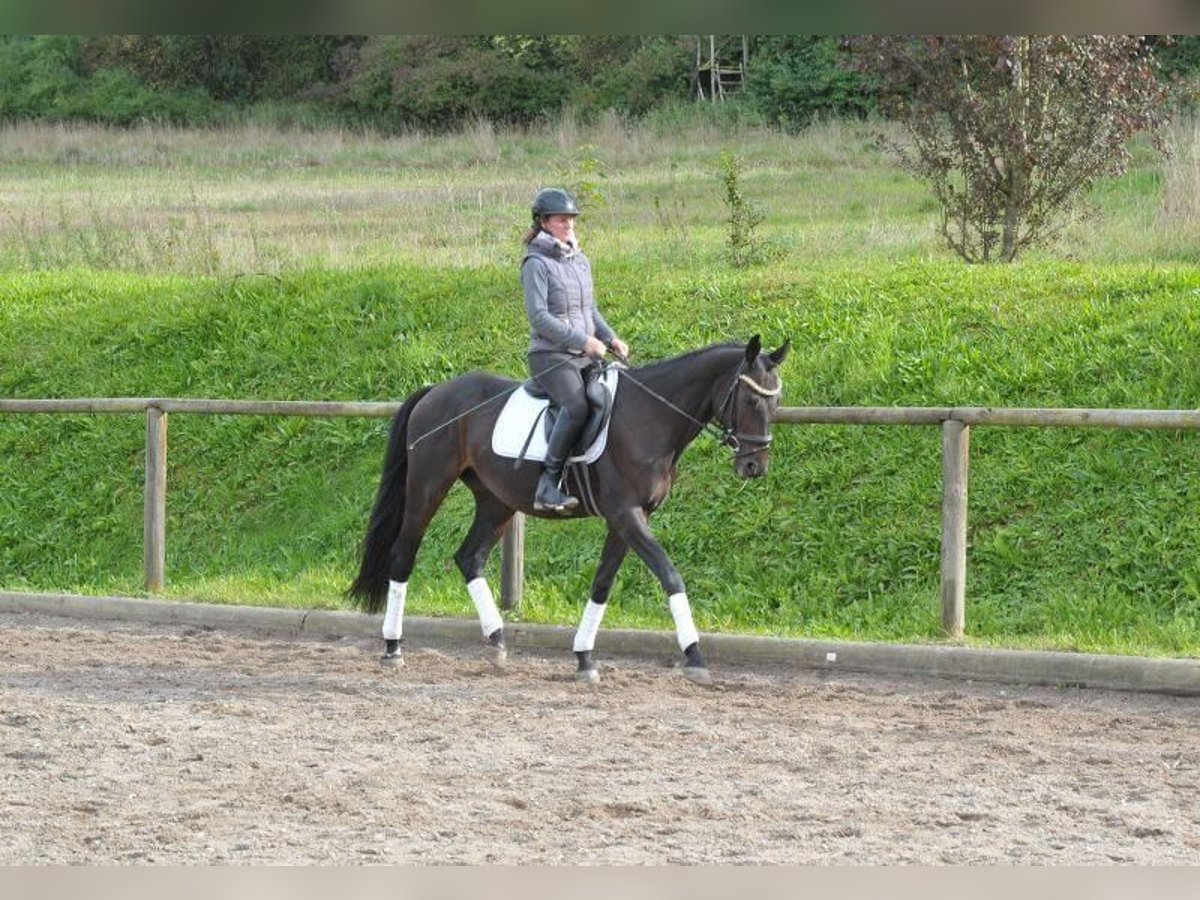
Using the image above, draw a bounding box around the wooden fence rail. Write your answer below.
[3,398,1198,639]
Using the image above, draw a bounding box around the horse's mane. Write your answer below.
[629,341,743,379]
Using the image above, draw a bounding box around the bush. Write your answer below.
[0,35,220,125]
[745,36,874,130]
[339,36,567,130]
[54,68,219,126]
[2,34,880,132]
[0,35,84,119]
[81,36,357,104]
[575,37,694,118]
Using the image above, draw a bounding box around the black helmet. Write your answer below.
[531,187,579,221]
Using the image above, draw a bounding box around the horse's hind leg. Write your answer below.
[574,528,629,685]
[455,479,515,668]
[380,461,459,666]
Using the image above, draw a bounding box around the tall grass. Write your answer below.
[4,113,1186,275]
[1158,116,1200,258]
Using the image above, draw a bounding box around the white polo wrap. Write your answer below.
[668,592,699,652]
[573,600,608,652]
[383,580,407,640]
[468,577,504,638]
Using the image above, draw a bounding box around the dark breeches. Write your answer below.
[528,351,591,422]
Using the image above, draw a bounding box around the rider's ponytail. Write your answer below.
[522,221,543,246]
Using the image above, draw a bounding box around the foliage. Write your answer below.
[718,149,776,268]
[558,143,608,212]
[5,33,1200,135]
[1152,35,1200,80]
[1151,36,1200,108]
[338,35,568,129]
[846,36,1172,263]
[577,37,694,117]
[744,36,875,129]
[0,35,220,125]
[80,36,358,103]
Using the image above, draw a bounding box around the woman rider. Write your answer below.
[522,187,629,513]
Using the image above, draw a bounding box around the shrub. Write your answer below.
[745,36,874,130]
[339,36,567,131]
[0,35,220,125]
[80,36,358,104]
[577,37,694,118]
[847,35,1172,263]
[719,148,776,268]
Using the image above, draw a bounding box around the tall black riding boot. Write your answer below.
[534,410,583,513]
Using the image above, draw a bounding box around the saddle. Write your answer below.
[490,365,620,465]
[521,363,612,456]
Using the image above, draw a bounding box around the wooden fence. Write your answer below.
[3,397,1198,639]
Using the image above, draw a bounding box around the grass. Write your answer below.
[1,115,1199,659]
[2,114,1197,274]
[2,262,1199,659]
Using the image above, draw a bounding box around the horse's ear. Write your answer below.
[767,339,791,369]
[745,334,762,365]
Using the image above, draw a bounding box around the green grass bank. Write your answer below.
[2,261,1198,658]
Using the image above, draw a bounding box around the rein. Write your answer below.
[615,355,780,459]
[406,348,780,460]
[406,355,582,452]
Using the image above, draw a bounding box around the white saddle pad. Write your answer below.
[491,368,620,464]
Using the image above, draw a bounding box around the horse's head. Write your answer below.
[715,335,790,479]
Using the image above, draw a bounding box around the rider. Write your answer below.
[522,187,629,513]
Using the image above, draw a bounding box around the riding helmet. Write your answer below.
[531,187,579,222]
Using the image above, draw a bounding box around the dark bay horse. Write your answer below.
[348,336,789,685]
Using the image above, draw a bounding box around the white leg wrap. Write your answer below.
[668,592,699,652]
[382,580,407,640]
[467,577,504,638]
[573,600,608,653]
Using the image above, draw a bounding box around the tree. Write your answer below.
[847,36,1171,263]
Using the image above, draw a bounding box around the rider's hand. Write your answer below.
[608,338,629,360]
[583,336,607,359]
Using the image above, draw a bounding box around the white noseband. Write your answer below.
[739,374,782,397]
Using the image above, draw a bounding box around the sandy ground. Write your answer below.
[1,610,1198,865]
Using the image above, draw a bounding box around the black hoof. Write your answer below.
[380,639,404,668]
[681,642,711,685]
[486,629,508,669]
[575,650,599,685]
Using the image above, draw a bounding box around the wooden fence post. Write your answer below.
[500,511,525,611]
[940,419,969,638]
[144,406,167,593]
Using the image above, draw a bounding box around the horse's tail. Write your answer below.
[347,385,435,613]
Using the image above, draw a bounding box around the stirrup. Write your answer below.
[534,492,580,513]
[534,474,579,512]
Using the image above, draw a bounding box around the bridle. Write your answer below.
[710,359,781,458]
[616,356,781,460]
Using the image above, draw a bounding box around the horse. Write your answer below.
[347,335,789,685]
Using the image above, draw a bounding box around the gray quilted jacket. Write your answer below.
[521,231,615,355]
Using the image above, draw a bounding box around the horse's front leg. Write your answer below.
[574,528,629,685]
[610,507,711,686]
